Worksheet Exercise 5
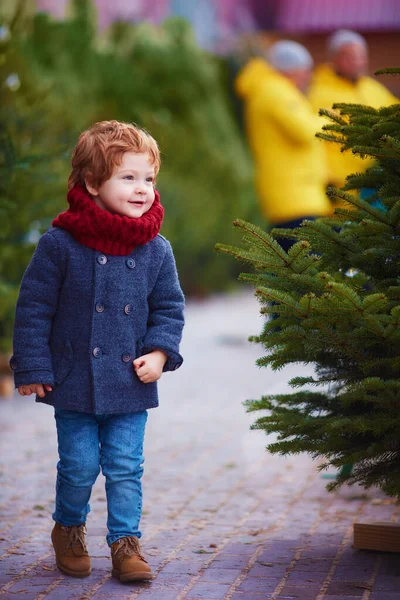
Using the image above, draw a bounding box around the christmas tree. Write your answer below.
[0,3,68,355]
[216,69,400,497]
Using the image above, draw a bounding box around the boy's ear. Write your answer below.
[85,174,99,196]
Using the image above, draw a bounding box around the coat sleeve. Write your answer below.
[142,241,185,372]
[9,231,64,387]
[258,86,321,145]
[375,82,398,107]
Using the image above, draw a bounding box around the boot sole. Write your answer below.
[112,568,153,582]
[56,562,92,578]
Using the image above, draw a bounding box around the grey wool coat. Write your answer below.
[10,228,185,414]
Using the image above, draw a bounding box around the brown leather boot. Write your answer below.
[111,536,153,582]
[51,523,91,577]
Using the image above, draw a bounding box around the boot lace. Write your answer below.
[113,536,146,563]
[61,524,88,556]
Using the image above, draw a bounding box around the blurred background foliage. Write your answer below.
[0,0,259,353]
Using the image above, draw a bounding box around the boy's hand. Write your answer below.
[17,384,53,398]
[133,350,168,383]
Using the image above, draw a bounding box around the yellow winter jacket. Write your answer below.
[236,59,331,224]
[308,64,398,187]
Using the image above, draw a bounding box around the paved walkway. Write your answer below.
[0,292,399,600]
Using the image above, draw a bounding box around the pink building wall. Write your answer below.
[36,0,68,19]
[34,0,400,46]
[35,0,251,36]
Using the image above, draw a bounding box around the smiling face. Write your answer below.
[86,152,156,218]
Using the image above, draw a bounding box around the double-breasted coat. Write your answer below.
[10,227,185,414]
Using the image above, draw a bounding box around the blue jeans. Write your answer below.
[53,408,148,546]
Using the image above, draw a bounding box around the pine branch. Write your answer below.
[332,103,378,116]
[316,132,346,144]
[384,306,400,340]
[351,144,391,160]
[372,121,400,136]
[215,243,285,270]
[326,188,392,225]
[318,108,347,125]
[340,124,372,136]
[381,134,400,158]
[375,67,400,76]
[269,227,298,240]
[342,170,385,191]
[255,287,307,318]
[233,218,289,263]
[299,217,358,255]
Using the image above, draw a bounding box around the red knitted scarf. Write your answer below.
[52,184,164,256]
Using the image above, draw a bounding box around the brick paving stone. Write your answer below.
[325,580,368,595]
[276,585,322,599]
[5,578,51,594]
[159,560,203,575]
[229,594,273,600]
[94,593,140,600]
[0,292,399,600]
[286,569,328,584]
[218,543,255,556]
[324,597,367,600]
[301,545,340,559]
[293,558,333,572]
[247,562,287,577]
[206,556,250,570]
[339,547,378,565]
[136,591,189,600]
[370,594,400,600]
[151,572,192,587]
[199,568,243,583]
[42,573,109,600]
[374,577,400,592]
[236,576,281,593]
[186,582,231,599]
[379,556,400,575]
[0,593,40,600]
[331,564,371,579]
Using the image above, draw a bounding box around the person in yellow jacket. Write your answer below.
[309,29,398,188]
[236,41,331,247]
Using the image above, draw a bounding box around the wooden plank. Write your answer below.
[354,522,400,553]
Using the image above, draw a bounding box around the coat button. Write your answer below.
[121,353,131,362]
[97,255,107,265]
[126,258,135,269]
[124,304,133,315]
[95,302,105,313]
[93,347,102,358]
[10,357,17,370]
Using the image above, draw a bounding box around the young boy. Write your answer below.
[10,120,185,582]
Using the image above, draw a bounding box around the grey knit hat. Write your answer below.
[268,40,313,72]
[328,29,367,55]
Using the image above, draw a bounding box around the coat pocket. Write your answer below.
[52,340,74,385]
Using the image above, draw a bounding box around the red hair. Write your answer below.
[68,120,161,190]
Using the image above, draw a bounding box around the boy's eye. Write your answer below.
[124,175,134,180]
[146,177,154,183]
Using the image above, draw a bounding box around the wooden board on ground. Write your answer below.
[354,522,400,553]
